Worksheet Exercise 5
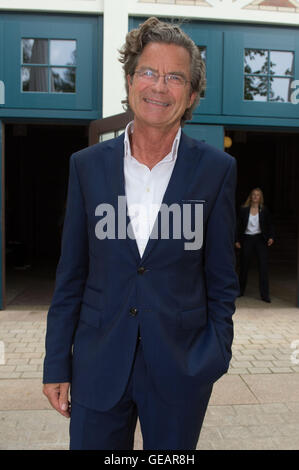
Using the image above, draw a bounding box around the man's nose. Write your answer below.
[152,75,168,91]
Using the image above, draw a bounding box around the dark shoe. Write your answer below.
[261,297,271,303]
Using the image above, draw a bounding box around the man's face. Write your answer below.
[127,42,197,131]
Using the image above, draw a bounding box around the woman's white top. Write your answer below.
[245,212,262,235]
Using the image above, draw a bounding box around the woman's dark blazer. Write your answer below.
[236,206,275,243]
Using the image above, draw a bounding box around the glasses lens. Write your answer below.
[167,74,185,86]
[136,70,155,81]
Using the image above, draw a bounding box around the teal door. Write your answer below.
[180,25,223,117]
[184,124,224,150]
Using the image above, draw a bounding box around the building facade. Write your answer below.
[0,0,299,307]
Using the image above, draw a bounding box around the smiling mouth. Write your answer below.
[144,98,170,107]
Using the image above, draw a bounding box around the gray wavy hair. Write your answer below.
[118,17,206,124]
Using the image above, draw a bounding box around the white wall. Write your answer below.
[128,0,299,26]
[102,0,129,117]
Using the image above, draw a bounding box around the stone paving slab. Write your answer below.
[0,379,51,410]
[198,402,299,450]
[210,375,258,405]
[0,410,69,450]
[240,373,299,403]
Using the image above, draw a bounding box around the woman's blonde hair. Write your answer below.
[118,17,206,124]
[243,188,264,209]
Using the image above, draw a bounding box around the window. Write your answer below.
[21,39,77,93]
[244,49,294,102]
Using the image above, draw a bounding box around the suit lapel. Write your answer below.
[104,134,141,263]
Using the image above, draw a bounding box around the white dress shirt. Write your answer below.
[124,121,181,257]
[245,212,261,235]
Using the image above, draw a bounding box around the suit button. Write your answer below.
[137,266,146,275]
[130,307,138,316]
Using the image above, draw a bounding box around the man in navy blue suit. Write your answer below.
[43,17,239,450]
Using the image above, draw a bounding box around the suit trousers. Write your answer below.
[69,336,213,450]
[239,233,269,299]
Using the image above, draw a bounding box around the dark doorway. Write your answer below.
[226,129,299,306]
[5,123,88,309]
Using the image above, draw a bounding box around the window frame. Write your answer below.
[223,30,299,118]
[21,38,78,94]
[243,48,295,103]
[4,15,99,111]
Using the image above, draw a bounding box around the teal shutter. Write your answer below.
[2,14,101,115]
[184,124,224,150]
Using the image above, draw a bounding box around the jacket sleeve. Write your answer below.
[43,154,89,383]
[204,157,239,367]
[235,207,243,243]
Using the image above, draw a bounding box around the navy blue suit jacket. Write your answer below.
[43,132,239,411]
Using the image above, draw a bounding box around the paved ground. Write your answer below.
[0,268,299,450]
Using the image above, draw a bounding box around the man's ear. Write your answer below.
[127,74,133,89]
[188,90,198,108]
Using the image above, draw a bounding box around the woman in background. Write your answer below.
[235,188,274,303]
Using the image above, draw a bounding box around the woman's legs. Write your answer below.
[239,236,254,295]
[255,236,270,301]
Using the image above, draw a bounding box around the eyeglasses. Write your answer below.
[133,69,191,88]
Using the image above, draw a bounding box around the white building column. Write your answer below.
[102,0,129,117]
